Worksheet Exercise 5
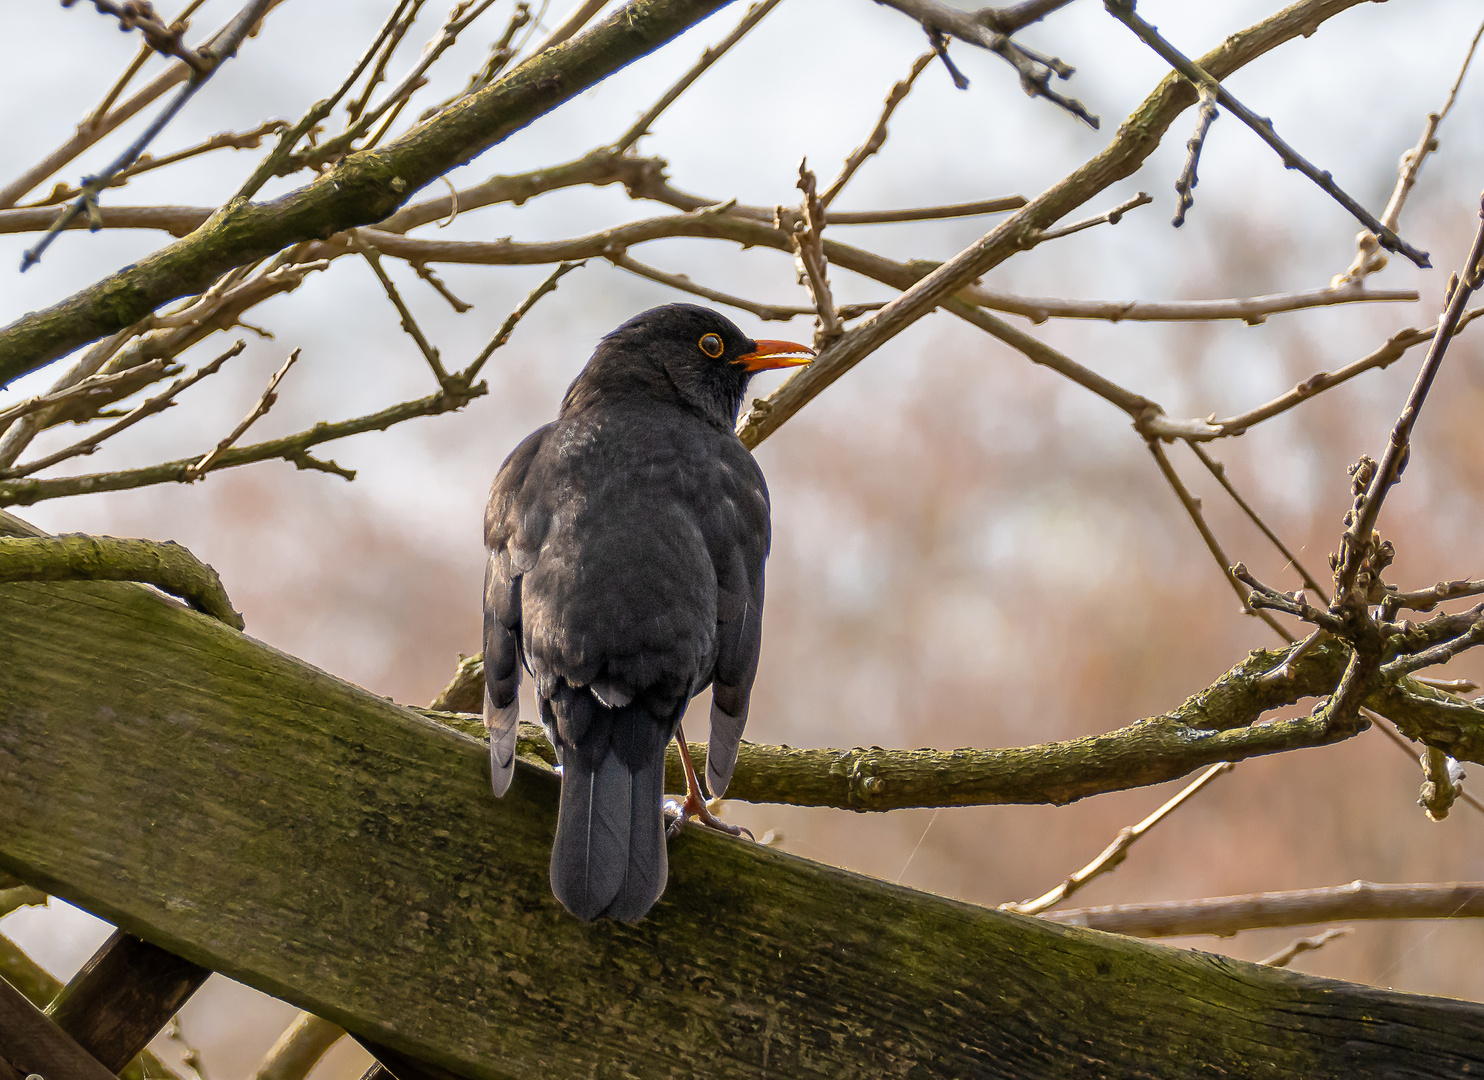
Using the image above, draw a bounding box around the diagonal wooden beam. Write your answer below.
[0,973,121,1080]
[48,930,211,1072]
[5,568,1484,1077]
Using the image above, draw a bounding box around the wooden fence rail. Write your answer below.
[4,565,1484,1077]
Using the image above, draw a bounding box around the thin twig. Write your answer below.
[820,51,935,208]
[1104,0,1429,268]
[233,0,416,200]
[1044,880,1484,937]
[1003,762,1235,915]
[20,0,275,271]
[784,164,843,344]
[71,0,212,71]
[0,360,168,435]
[0,380,490,507]
[1384,578,1484,616]
[1260,927,1352,967]
[411,262,472,312]
[1206,309,1483,438]
[0,0,286,210]
[344,0,424,125]
[186,348,301,479]
[1336,201,1484,597]
[1337,17,1484,284]
[876,0,1098,127]
[1187,443,1329,601]
[611,0,784,152]
[355,237,449,383]
[926,28,970,90]
[608,252,882,322]
[1034,191,1152,242]
[1146,440,1295,642]
[420,1,533,119]
[23,120,290,206]
[1172,86,1217,227]
[0,341,247,480]
[462,261,585,384]
[291,0,502,172]
[1378,611,1484,681]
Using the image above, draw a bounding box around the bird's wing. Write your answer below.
[704,443,771,798]
[483,426,552,796]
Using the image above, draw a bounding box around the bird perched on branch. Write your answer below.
[482,303,813,922]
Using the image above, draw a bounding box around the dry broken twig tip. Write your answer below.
[187,348,301,479]
[1004,761,1235,915]
[877,0,1097,126]
[1035,191,1152,243]
[784,164,843,344]
[1260,928,1352,967]
[1146,440,1295,642]
[821,51,935,208]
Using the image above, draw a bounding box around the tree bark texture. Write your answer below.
[3,573,1484,1078]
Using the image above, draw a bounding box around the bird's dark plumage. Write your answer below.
[483,303,809,922]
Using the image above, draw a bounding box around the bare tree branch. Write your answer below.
[21,0,277,271]
[0,533,241,628]
[1104,0,1429,268]
[1046,881,1484,938]
[1337,203,1484,597]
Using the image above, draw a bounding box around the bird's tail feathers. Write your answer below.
[549,695,671,922]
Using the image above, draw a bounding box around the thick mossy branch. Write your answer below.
[0,0,733,387]
[0,534,241,629]
[419,637,1484,810]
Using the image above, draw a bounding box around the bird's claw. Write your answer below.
[663,791,754,841]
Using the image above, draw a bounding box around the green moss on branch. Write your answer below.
[416,637,1484,811]
[0,534,241,629]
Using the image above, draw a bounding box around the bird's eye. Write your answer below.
[698,333,724,358]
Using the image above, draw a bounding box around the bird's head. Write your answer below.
[563,304,814,428]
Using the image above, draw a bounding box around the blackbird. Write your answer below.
[483,303,812,922]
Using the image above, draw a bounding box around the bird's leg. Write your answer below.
[666,727,753,840]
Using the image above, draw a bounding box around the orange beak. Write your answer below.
[736,339,814,372]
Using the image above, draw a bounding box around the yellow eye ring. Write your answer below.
[698,333,724,358]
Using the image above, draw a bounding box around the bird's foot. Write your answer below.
[664,790,754,841]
